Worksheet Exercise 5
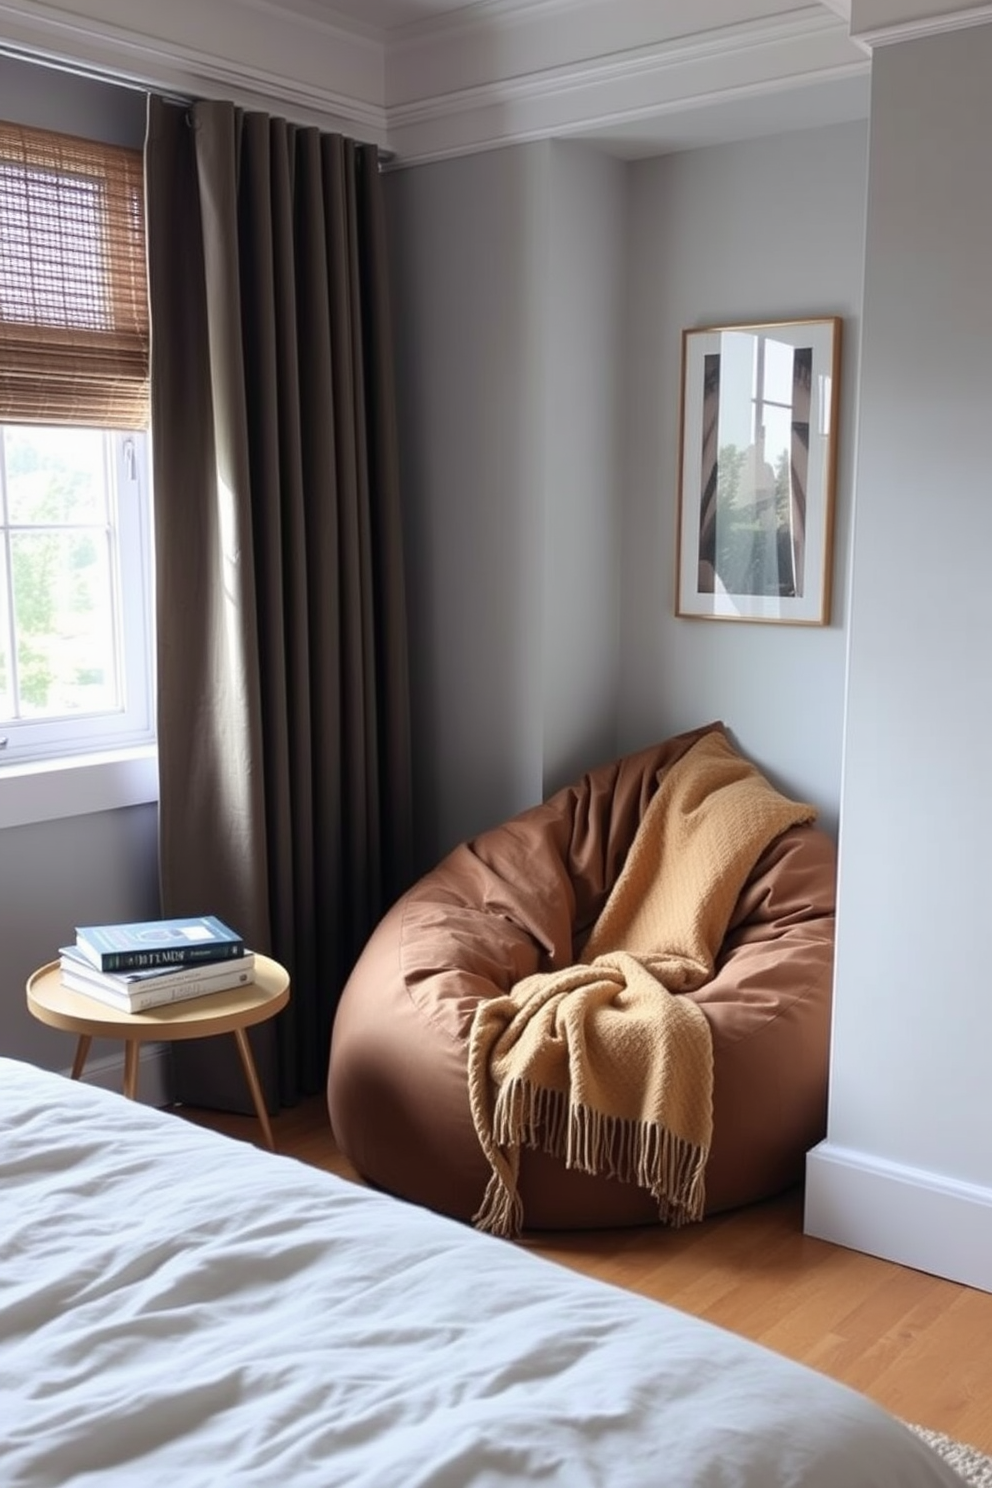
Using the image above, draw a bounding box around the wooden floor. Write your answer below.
[177,1095,992,1456]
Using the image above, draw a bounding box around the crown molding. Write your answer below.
[850,0,992,43]
[0,0,388,140]
[386,10,868,164]
[0,0,870,161]
[386,1,844,102]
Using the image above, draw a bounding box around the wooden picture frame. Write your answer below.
[675,317,841,625]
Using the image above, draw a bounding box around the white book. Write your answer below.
[58,954,256,1013]
[60,945,254,989]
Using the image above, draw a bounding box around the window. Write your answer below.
[0,423,153,763]
[0,120,154,769]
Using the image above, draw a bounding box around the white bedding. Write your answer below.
[0,1057,961,1488]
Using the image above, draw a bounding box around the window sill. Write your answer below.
[0,746,159,829]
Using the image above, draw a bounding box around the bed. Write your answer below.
[0,1056,963,1488]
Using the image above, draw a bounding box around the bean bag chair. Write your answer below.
[327,723,836,1230]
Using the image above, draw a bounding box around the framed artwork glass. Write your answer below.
[675,317,841,625]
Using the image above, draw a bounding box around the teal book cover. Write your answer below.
[75,915,245,972]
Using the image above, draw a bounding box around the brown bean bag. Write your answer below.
[327,724,836,1229]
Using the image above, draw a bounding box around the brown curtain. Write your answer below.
[144,95,413,1110]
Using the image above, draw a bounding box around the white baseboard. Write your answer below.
[805,1141,992,1294]
[70,1043,172,1108]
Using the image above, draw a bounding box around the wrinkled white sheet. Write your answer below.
[0,1058,961,1488]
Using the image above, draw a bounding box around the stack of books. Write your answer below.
[59,914,253,1013]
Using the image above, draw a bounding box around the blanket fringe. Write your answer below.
[474,1078,707,1238]
[474,1167,525,1240]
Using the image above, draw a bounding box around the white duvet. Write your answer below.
[0,1057,961,1487]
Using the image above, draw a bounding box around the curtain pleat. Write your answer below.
[145,95,413,1109]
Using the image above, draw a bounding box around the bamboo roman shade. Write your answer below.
[0,121,149,429]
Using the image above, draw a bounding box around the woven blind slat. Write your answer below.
[0,121,149,429]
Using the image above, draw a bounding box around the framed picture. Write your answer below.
[675,317,841,625]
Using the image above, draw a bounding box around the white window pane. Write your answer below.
[12,528,119,717]
[4,425,107,523]
[0,426,154,763]
[0,553,11,719]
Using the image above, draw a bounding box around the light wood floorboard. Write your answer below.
[176,1095,992,1456]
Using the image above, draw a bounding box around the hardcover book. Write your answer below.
[58,959,255,1013]
[59,946,256,1003]
[74,915,245,973]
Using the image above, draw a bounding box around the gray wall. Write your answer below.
[387,138,626,872]
[1,805,159,1066]
[620,123,869,837]
[0,49,146,142]
[387,144,545,871]
[389,122,868,871]
[0,54,160,1075]
[805,25,992,1291]
[539,141,626,801]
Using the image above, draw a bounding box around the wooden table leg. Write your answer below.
[71,1034,91,1080]
[232,1027,275,1151]
[122,1040,140,1100]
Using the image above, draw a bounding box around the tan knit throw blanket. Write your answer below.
[467,729,816,1238]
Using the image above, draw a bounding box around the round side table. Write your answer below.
[26,954,290,1150]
